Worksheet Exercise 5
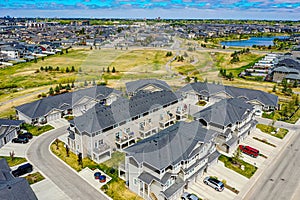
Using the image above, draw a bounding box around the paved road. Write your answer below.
[244,129,300,200]
[27,126,109,200]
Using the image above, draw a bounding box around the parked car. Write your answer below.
[254,109,263,116]
[18,132,33,139]
[203,177,224,192]
[239,145,259,158]
[12,163,33,177]
[12,137,29,144]
[181,192,199,200]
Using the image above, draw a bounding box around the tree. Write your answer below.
[10,151,15,161]
[232,148,243,164]
[55,138,59,150]
[77,153,83,166]
[204,78,208,83]
[185,76,191,83]
[59,83,63,90]
[56,66,59,71]
[227,72,234,81]
[71,82,75,88]
[66,84,71,90]
[223,45,226,49]
[84,80,88,87]
[92,79,96,86]
[71,66,75,72]
[65,145,70,157]
[272,85,276,92]
[49,87,54,96]
[293,80,298,88]
[107,67,110,73]
[295,94,299,106]
[66,49,68,54]
[194,77,198,83]
[40,66,44,71]
[55,85,60,94]
[66,67,70,73]
[112,67,116,73]
[78,67,82,72]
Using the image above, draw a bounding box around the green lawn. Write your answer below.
[25,172,45,185]
[256,124,289,139]
[22,124,54,136]
[0,156,27,167]
[219,155,257,178]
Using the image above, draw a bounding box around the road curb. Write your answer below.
[48,138,112,200]
[235,128,296,200]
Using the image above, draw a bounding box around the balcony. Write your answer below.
[139,123,158,139]
[92,142,111,163]
[115,132,136,149]
[159,113,176,129]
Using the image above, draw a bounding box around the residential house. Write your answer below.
[0,119,24,148]
[193,98,257,153]
[67,90,186,163]
[0,159,37,200]
[16,86,121,125]
[120,121,219,200]
[125,79,172,97]
[179,82,278,111]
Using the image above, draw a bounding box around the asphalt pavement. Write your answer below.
[243,128,300,200]
[26,125,110,200]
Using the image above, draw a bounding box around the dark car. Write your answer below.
[12,163,33,177]
[18,132,33,140]
[12,137,29,144]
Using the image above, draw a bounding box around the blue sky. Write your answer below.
[0,0,300,20]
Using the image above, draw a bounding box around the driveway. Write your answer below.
[187,162,247,200]
[26,125,110,200]
[0,137,37,157]
[31,179,71,200]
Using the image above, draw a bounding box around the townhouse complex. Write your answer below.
[15,79,278,200]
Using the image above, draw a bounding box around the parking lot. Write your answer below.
[187,161,248,200]
[239,128,283,168]
[186,127,287,200]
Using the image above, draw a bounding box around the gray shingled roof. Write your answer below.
[125,121,217,170]
[126,79,171,94]
[273,66,299,74]
[193,98,254,127]
[73,90,179,134]
[286,74,300,80]
[138,171,174,185]
[16,86,121,119]
[0,119,24,127]
[0,159,37,200]
[0,119,23,139]
[179,82,278,107]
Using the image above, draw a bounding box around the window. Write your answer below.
[95,142,97,148]
[99,139,103,145]
[134,178,138,185]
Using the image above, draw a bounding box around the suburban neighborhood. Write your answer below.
[0,14,300,200]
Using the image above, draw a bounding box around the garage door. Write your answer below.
[47,112,61,121]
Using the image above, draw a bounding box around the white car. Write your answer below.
[181,192,199,200]
[254,110,263,116]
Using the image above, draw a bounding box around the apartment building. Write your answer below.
[120,121,219,200]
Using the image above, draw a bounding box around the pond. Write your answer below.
[221,36,289,47]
